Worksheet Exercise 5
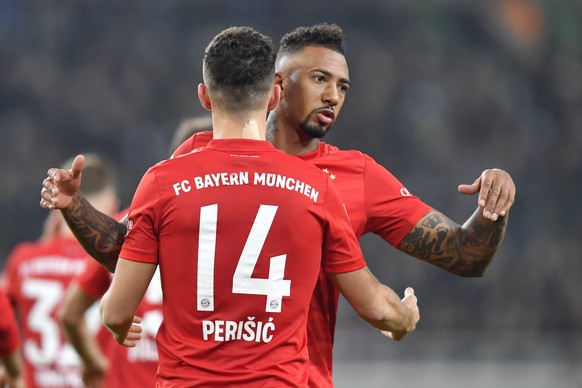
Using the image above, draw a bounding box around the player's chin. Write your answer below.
[302,124,328,139]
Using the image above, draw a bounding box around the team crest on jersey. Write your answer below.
[322,168,336,180]
[125,219,134,235]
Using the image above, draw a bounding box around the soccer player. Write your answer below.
[59,259,161,388]
[40,23,515,387]
[99,26,419,387]
[58,116,212,387]
[5,154,119,388]
[0,288,24,388]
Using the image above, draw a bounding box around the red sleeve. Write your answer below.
[75,259,112,299]
[321,180,367,274]
[171,131,213,158]
[0,289,19,358]
[120,168,160,264]
[363,156,431,246]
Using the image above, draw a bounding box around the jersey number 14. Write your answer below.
[196,204,291,313]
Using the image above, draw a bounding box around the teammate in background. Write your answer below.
[168,116,213,156]
[99,26,419,386]
[58,116,212,387]
[39,23,515,387]
[5,154,119,388]
[0,288,24,388]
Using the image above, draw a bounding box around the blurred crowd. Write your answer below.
[1,0,580,364]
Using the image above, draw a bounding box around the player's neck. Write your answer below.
[211,114,266,141]
[268,121,320,156]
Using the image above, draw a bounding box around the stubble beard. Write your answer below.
[299,117,330,139]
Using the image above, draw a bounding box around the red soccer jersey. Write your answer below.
[75,258,160,388]
[297,142,431,386]
[173,133,431,387]
[3,236,101,388]
[0,288,19,358]
[122,138,365,387]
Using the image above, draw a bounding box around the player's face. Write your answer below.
[277,46,350,139]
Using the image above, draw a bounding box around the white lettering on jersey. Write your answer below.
[202,317,275,343]
[170,171,319,203]
[19,257,87,277]
[253,173,319,203]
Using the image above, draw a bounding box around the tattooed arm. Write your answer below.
[398,208,507,277]
[40,154,125,273]
[398,168,514,277]
[60,193,126,273]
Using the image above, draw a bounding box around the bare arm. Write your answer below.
[100,258,155,346]
[58,283,109,386]
[327,266,419,340]
[40,154,126,272]
[398,168,514,277]
[0,350,24,388]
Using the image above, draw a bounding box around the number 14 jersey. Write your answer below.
[121,138,366,387]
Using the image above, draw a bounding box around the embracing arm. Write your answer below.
[398,168,514,277]
[40,154,126,272]
[328,266,419,340]
[60,194,126,273]
[100,258,155,346]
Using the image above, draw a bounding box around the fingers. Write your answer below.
[459,169,516,221]
[40,167,78,210]
[478,169,516,221]
[120,321,143,347]
[404,287,415,297]
[40,179,56,210]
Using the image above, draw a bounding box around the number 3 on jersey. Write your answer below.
[197,204,291,313]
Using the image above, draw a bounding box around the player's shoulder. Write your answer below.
[170,130,213,159]
[320,142,369,160]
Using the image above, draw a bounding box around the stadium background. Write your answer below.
[1,1,580,386]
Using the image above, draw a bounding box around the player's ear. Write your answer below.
[198,83,212,111]
[267,84,281,112]
[274,72,284,95]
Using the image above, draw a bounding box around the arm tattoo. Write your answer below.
[61,193,126,273]
[398,208,508,277]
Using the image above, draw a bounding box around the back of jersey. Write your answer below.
[3,237,95,388]
[122,139,363,387]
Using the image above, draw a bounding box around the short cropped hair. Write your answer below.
[203,26,276,114]
[277,23,346,60]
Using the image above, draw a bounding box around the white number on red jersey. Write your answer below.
[22,279,101,367]
[197,204,291,313]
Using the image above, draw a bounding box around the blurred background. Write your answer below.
[1,0,580,386]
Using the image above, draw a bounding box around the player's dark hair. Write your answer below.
[203,26,276,114]
[278,23,346,59]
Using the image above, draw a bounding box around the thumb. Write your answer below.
[70,155,85,179]
[458,177,480,195]
[404,287,415,298]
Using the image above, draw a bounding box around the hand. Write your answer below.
[381,287,419,341]
[0,365,25,388]
[458,168,516,221]
[114,315,143,347]
[40,154,85,210]
[81,357,109,388]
